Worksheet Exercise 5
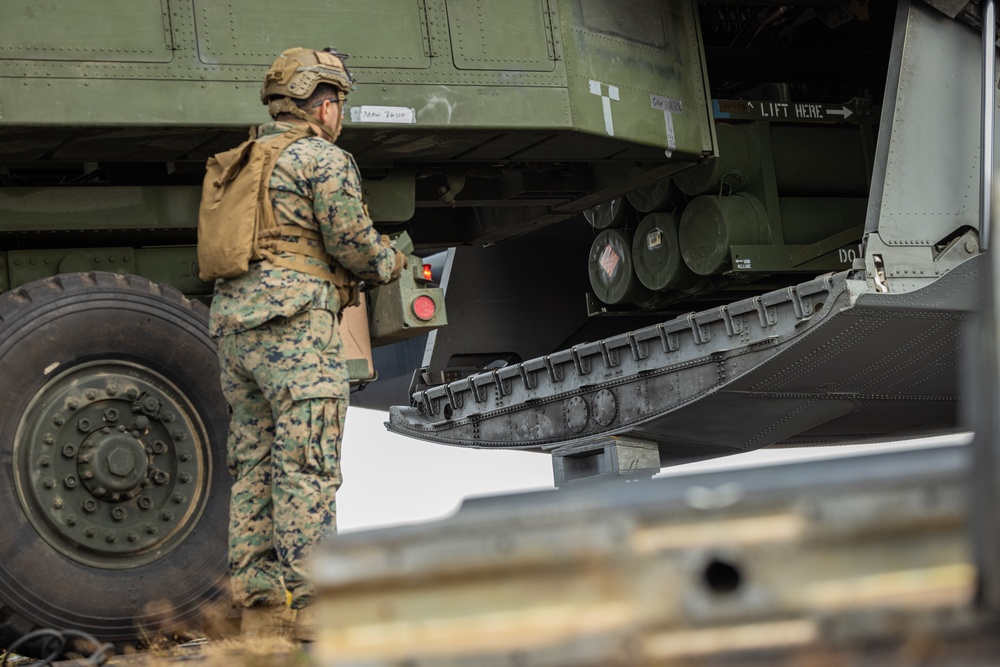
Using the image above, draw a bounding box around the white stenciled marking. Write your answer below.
[590,80,619,137]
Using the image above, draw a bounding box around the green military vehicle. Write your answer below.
[0,0,989,655]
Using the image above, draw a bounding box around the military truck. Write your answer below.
[0,0,990,655]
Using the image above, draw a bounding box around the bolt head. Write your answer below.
[85,389,97,400]
[106,533,117,543]
[52,414,65,426]
[127,531,139,542]
[106,386,118,396]
[161,510,173,521]
[173,431,186,442]
[107,448,136,477]
[44,434,54,445]
[172,493,186,504]
[85,528,96,537]
[43,478,56,489]
[179,472,192,484]
[52,498,63,509]
[145,523,157,535]
[179,451,191,462]
[39,456,51,467]
[67,398,79,410]
[66,515,78,526]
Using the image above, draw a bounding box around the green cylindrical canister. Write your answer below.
[674,123,760,197]
[588,228,653,305]
[679,193,770,276]
[627,178,677,213]
[583,196,635,229]
[632,212,701,292]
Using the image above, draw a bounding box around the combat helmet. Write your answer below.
[261,47,355,140]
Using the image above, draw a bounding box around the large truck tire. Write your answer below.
[0,273,230,655]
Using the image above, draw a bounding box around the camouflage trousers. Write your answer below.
[217,308,348,610]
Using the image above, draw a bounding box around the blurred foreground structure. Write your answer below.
[310,442,995,666]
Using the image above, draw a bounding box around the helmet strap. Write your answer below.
[268,96,343,143]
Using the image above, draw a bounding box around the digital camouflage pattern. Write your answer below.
[210,121,398,337]
[210,122,400,610]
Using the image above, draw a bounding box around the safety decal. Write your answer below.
[651,94,682,157]
[600,243,621,278]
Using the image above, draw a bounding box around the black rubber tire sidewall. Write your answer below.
[0,273,229,651]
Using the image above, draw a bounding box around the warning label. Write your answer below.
[600,244,620,278]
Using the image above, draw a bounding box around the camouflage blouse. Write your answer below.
[209,122,397,337]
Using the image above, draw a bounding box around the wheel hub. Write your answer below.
[13,361,210,568]
[77,430,149,500]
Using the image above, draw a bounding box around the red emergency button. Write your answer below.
[412,295,436,321]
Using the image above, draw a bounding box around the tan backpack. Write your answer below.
[197,127,307,281]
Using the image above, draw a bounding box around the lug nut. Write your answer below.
[138,496,153,510]
[62,444,76,458]
[64,476,77,489]
[77,418,91,433]
[82,498,98,513]
[152,441,167,455]
[111,507,127,521]
[104,408,119,422]
[152,470,169,485]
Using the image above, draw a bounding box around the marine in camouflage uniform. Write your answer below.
[208,48,405,624]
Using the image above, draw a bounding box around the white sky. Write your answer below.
[336,407,972,534]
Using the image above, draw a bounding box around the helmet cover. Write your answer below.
[260,47,355,105]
